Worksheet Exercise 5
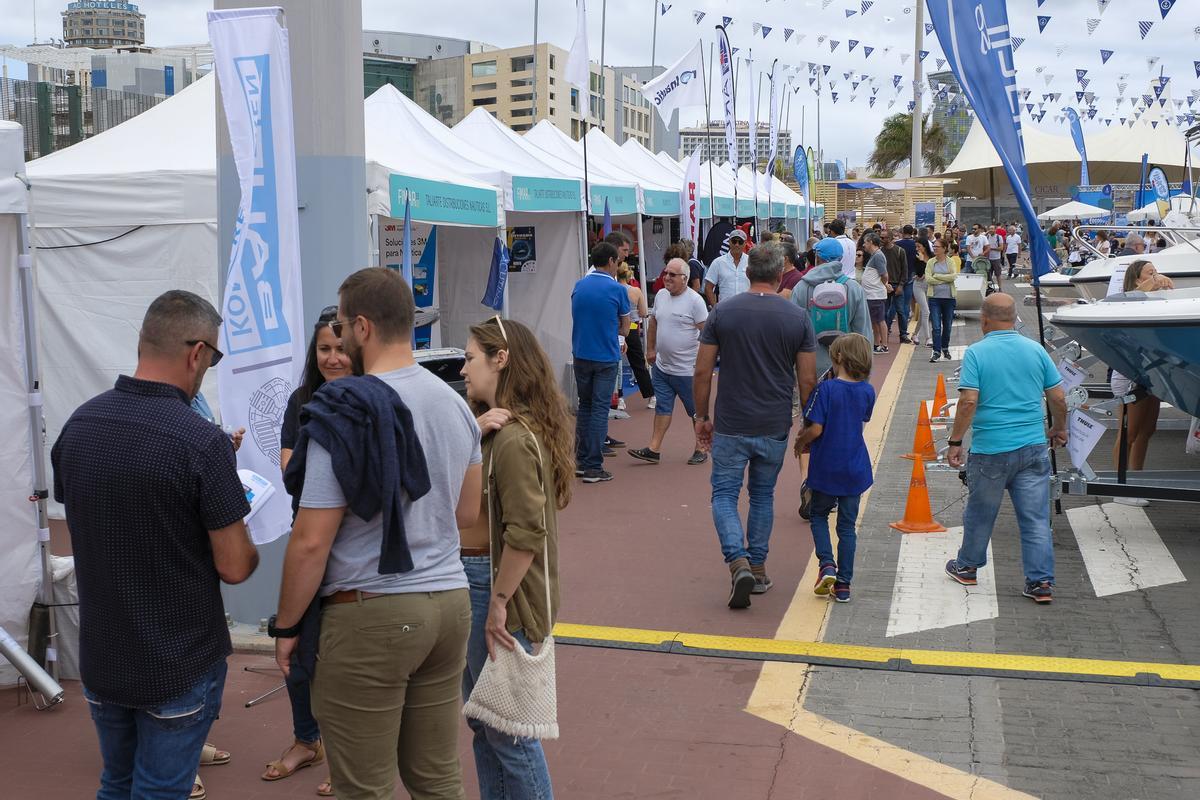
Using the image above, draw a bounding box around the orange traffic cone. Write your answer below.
[889,457,947,533]
[933,373,949,419]
[902,400,937,461]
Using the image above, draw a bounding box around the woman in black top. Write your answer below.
[263,305,350,796]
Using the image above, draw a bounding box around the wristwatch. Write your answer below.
[693,414,710,423]
[947,439,963,447]
[267,614,302,639]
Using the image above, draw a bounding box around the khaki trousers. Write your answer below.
[312,588,471,800]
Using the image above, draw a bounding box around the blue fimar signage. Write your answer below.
[590,185,638,216]
[390,174,499,227]
[643,189,680,217]
[68,1,139,11]
[512,176,583,212]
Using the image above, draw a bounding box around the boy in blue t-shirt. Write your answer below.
[793,333,876,603]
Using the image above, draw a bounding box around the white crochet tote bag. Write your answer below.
[463,425,559,740]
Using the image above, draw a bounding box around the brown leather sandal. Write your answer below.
[190,775,206,800]
[198,743,230,767]
[261,739,325,782]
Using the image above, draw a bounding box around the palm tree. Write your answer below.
[867,112,948,177]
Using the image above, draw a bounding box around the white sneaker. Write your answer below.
[647,396,656,409]
[1113,496,1149,507]
[617,397,627,411]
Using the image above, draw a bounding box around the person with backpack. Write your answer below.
[790,237,874,378]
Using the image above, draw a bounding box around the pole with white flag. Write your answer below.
[208,7,306,546]
[747,53,758,229]
[680,147,702,249]
[566,0,592,222]
[766,59,780,233]
[716,24,738,215]
[702,40,716,224]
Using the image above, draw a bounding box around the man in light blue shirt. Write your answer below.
[944,294,1068,604]
[703,228,750,305]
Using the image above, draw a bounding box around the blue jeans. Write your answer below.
[573,358,618,471]
[710,432,789,564]
[808,491,861,584]
[928,296,956,351]
[461,557,554,800]
[956,443,1055,584]
[285,667,320,744]
[651,364,696,417]
[885,283,912,333]
[83,659,227,800]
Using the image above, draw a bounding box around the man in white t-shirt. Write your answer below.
[987,224,1005,289]
[966,224,987,267]
[629,257,710,466]
[827,218,856,278]
[1005,229,1023,278]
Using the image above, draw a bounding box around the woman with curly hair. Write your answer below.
[458,315,574,798]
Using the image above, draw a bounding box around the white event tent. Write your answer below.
[524,120,644,216]
[1037,200,1112,221]
[1126,194,1200,222]
[0,122,40,686]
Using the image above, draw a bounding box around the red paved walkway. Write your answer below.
[1,346,953,799]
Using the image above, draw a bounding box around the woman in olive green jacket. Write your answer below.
[926,237,959,363]
[459,315,574,798]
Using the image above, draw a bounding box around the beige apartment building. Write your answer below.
[460,43,652,146]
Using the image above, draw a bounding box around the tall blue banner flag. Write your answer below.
[926,0,1055,280]
[1065,108,1089,186]
[481,237,509,311]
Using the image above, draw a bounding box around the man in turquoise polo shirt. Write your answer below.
[944,294,1068,604]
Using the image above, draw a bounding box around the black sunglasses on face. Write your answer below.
[185,340,223,366]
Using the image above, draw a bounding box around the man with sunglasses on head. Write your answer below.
[273,268,482,799]
[52,290,259,799]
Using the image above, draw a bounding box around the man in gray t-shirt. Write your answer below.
[272,268,482,799]
[692,243,818,611]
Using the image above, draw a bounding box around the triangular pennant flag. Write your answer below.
[1097,0,1111,15]
[1139,20,1154,39]
[1194,61,1200,79]
[1080,78,1090,91]
[1144,94,1154,106]
[1086,19,1100,36]
[1147,57,1159,71]
[924,22,934,36]
[1013,36,1025,50]
[848,39,859,52]
[863,46,874,58]
[660,2,671,15]
[1087,108,1097,120]
[1105,119,1112,126]
[762,25,772,39]
[752,22,761,35]
[842,71,851,80]
[888,100,895,109]
[822,0,833,8]
[936,58,946,70]
[817,35,826,44]
[692,9,705,24]
[1038,15,1051,33]
[1152,121,1159,128]
[831,92,838,103]
[1076,91,1085,102]
[822,64,831,75]
[852,80,860,90]
[830,40,840,52]
[869,96,876,108]
[919,50,929,62]
[1085,91,1094,103]
[907,101,915,112]
[1076,69,1087,82]
[893,74,902,88]
[732,47,739,56]
[1159,75,1169,88]
[723,15,733,26]
[1100,50,1114,65]
[861,1,873,13]
[871,87,878,95]
[1159,0,1177,20]
[845,8,857,17]
[1160,98,1168,108]
[1037,0,1048,6]
[1154,83,1164,99]
[883,45,893,55]
[784,28,794,42]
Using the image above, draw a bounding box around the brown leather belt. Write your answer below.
[322,589,387,606]
[460,547,490,557]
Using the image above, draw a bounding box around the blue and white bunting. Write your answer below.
[1100,50,1113,65]
[762,25,772,38]
[861,1,873,13]
[1037,16,1051,33]
[864,46,874,58]
[1159,0,1177,21]
[660,2,671,15]
[1139,20,1154,39]
[693,10,705,24]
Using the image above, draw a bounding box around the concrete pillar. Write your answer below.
[215,0,367,623]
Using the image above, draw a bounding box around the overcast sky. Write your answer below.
[3,0,1199,168]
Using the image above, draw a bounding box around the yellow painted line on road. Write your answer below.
[554,622,1200,683]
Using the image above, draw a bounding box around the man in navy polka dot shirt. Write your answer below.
[52,290,259,799]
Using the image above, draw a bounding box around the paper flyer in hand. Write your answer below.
[238,469,277,522]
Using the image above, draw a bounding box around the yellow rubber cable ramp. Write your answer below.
[552,622,1200,690]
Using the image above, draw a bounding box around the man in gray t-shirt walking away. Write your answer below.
[273,268,482,800]
[693,243,818,608]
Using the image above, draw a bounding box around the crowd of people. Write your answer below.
[53,208,1174,799]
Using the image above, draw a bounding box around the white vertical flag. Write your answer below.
[208,8,305,545]
[641,40,706,123]
[565,0,591,119]
[765,59,781,194]
[680,147,702,248]
[747,54,759,174]
[716,25,738,176]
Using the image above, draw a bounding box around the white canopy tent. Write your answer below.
[1126,194,1200,222]
[0,122,42,687]
[941,110,1190,199]
[1037,200,1112,221]
[524,120,643,216]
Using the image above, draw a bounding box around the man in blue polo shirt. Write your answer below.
[572,241,631,483]
[944,294,1068,604]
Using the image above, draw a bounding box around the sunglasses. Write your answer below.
[663,270,687,277]
[329,317,355,337]
[185,339,223,366]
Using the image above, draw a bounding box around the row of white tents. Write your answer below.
[0,74,824,661]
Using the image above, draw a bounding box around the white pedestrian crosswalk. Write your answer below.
[886,527,999,638]
[1065,503,1187,597]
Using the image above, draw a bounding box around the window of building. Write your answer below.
[549,54,556,70]
[511,92,533,103]
[471,60,497,78]
[549,76,555,85]
[570,88,578,111]
[549,92,555,100]
[511,78,532,88]
[512,123,532,132]
[622,86,629,103]
[572,119,580,138]
[511,108,533,117]
[549,107,556,115]
[473,82,497,91]
[510,56,534,72]
[472,97,496,107]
